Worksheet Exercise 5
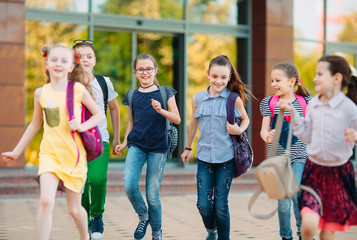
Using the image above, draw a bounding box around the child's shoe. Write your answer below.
[206,231,217,240]
[134,218,149,240]
[91,216,104,240]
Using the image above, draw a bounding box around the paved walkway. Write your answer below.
[0,192,356,240]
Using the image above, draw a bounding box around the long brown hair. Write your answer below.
[319,55,357,104]
[271,62,310,97]
[208,55,256,105]
[41,44,95,99]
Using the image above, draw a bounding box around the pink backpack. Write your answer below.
[66,81,103,166]
[269,94,307,117]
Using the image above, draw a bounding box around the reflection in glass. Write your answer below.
[327,0,357,42]
[26,0,88,13]
[92,0,184,20]
[93,31,132,160]
[294,41,324,95]
[293,0,324,41]
[188,0,238,25]
[137,33,174,87]
[26,21,88,165]
[187,34,237,157]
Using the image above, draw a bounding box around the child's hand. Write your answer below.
[266,129,275,143]
[1,152,17,162]
[151,99,162,113]
[112,139,121,155]
[344,128,357,142]
[226,122,243,135]
[181,150,191,164]
[115,143,127,155]
[277,99,293,112]
[68,119,84,132]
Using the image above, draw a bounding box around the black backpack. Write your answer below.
[94,74,108,114]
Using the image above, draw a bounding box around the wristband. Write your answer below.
[185,147,192,151]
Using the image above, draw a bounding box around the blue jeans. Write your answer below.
[278,161,305,239]
[196,159,234,240]
[124,146,166,237]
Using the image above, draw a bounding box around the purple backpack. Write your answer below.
[226,91,253,178]
[66,81,103,166]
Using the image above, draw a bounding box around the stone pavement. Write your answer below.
[0,192,356,240]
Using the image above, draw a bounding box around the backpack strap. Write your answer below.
[269,94,307,117]
[94,74,108,114]
[295,94,307,116]
[127,88,135,120]
[65,81,80,169]
[268,95,279,117]
[158,86,170,131]
[226,91,239,144]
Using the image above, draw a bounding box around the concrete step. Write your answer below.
[0,163,259,198]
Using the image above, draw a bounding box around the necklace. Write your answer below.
[140,83,155,89]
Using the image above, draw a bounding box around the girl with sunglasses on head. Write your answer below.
[1,44,103,240]
[72,39,121,240]
[115,53,181,240]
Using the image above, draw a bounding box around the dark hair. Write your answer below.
[318,55,357,104]
[271,62,310,97]
[133,53,159,85]
[73,41,96,55]
[41,44,95,99]
[208,55,256,105]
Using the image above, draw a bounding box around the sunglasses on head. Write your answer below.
[72,39,95,48]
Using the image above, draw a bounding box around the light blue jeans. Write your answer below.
[278,161,305,239]
[196,159,235,240]
[124,146,166,238]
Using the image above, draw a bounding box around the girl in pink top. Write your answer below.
[279,55,357,240]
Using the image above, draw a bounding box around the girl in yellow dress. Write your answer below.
[1,44,103,240]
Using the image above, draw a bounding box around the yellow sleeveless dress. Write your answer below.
[38,82,87,193]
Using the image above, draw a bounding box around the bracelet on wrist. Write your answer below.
[185,147,192,151]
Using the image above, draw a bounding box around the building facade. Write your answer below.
[1,0,356,168]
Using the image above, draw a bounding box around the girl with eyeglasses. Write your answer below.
[72,39,121,240]
[115,53,181,240]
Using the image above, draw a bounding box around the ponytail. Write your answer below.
[347,75,357,105]
[295,84,310,97]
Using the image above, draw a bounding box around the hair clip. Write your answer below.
[42,52,47,58]
[73,49,80,63]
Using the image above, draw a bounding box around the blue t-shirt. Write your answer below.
[122,86,177,153]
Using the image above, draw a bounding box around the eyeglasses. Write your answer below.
[72,39,95,48]
[135,67,156,74]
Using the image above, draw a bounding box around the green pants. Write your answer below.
[82,141,109,227]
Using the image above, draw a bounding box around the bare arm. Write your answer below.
[181,98,199,164]
[69,89,104,132]
[151,95,181,125]
[260,116,275,143]
[1,88,43,161]
[108,98,121,154]
[115,106,133,155]
[226,96,250,135]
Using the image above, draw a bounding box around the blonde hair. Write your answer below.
[41,44,95,100]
